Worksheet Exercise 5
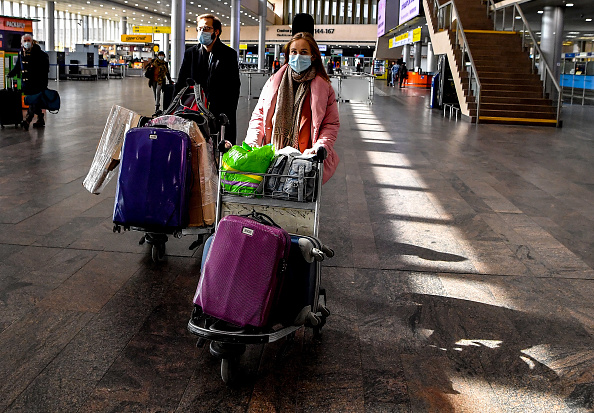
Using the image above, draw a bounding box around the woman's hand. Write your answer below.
[303,148,317,155]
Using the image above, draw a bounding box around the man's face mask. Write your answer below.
[198,30,215,46]
[158,55,165,60]
[288,54,312,73]
[23,41,32,49]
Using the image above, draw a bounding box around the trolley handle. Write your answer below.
[313,146,327,163]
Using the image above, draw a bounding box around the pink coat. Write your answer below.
[244,65,340,184]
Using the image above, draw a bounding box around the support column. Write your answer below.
[402,43,410,65]
[120,16,128,36]
[83,15,89,42]
[274,44,280,60]
[171,0,186,81]
[413,41,422,71]
[258,0,266,71]
[540,6,564,94]
[164,33,170,62]
[230,0,241,54]
[426,42,435,73]
[46,1,55,51]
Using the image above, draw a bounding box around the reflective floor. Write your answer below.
[0,77,593,412]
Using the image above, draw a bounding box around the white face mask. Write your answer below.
[158,56,165,60]
[23,42,32,49]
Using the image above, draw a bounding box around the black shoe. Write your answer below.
[21,120,30,130]
[33,120,45,128]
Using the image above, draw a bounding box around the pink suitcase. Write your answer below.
[193,214,291,328]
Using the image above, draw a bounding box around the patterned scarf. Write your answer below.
[272,65,317,151]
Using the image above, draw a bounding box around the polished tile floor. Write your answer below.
[0,77,593,412]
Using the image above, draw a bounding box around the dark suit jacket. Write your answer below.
[175,39,241,143]
[8,44,49,96]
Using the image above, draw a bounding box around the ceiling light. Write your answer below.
[587,18,593,22]
[537,10,543,14]
[569,31,580,34]
[566,3,574,6]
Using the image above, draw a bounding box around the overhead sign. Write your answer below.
[121,34,153,43]
[133,26,171,34]
[0,17,33,32]
[390,27,421,48]
[399,0,420,25]
[377,0,386,37]
[318,45,327,51]
[239,43,248,50]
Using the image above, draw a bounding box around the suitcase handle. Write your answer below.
[244,210,280,229]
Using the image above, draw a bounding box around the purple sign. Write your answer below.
[399,0,420,25]
[377,0,386,37]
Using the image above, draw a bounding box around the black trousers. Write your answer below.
[26,103,43,122]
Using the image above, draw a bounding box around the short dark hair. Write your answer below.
[157,51,165,56]
[292,13,314,37]
[198,14,222,36]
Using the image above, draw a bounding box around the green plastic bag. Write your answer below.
[221,143,275,194]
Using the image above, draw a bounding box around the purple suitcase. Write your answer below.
[113,127,191,231]
[193,214,291,328]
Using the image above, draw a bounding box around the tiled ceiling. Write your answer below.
[520,0,594,41]
[12,0,263,28]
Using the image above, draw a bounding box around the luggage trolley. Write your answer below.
[112,82,225,262]
[187,147,334,384]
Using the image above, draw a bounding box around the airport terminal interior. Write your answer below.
[1,0,594,412]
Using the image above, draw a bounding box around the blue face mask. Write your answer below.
[288,54,312,73]
[199,31,214,46]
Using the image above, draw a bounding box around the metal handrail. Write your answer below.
[432,0,482,122]
[486,0,562,125]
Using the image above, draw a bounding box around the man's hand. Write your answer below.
[303,148,317,155]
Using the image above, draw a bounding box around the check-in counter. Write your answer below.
[560,74,594,105]
[405,72,433,89]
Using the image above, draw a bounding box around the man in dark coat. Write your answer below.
[8,34,49,130]
[175,14,240,144]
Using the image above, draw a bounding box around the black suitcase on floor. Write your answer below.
[0,87,23,128]
[162,83,175,111]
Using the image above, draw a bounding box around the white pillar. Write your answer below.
[413,41,422,72]
[171,0,185,81]
[426,42,435,73]
[46,1,55,51]
[230,0,241,53]
[274,44,280,60]
[120,16,128,35]
[258,0,266,70]
[164,33,170,61]
[402,43,410,65]
[541,6,564,98]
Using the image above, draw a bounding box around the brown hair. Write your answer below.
[198,14,222,36]
[284,32,330,82]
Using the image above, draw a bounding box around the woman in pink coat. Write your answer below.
[244,32,340,183]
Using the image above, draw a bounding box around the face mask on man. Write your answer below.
[288,54,312,73]
[158,55,165,60]
[23,41,32,49]
[199,31,215,46]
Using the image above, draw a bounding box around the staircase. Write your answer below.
[423,0,560,126]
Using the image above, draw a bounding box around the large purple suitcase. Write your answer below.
[193,215,291,328]
[113,127,191,231]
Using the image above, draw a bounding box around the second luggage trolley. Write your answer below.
[187,147,334,384]
[112,83,224,262]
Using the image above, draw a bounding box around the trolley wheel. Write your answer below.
[151,243,165,262]
[220,358,238,384]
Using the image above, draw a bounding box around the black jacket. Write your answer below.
[8,43,49,96]
[175,39,241,143]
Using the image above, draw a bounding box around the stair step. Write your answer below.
[480,109,557,119]
[480,78,543,87]
[481,89,545,98]
[476,67,533,75]
[479,116,558,126]
[481,83,543,92]
[476,72,540,80]
[480,103,556,113]
[480,96,553,106]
